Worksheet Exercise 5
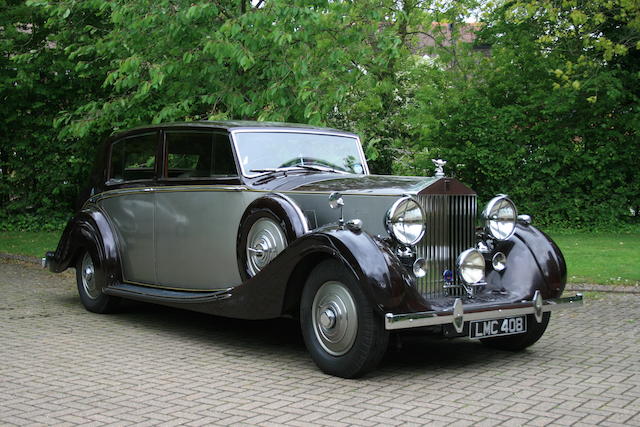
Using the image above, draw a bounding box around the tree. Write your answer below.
[0,0,109,230]
[26,0,456,174]
[3,0,447,228]
[4,0,635,229]
[397,0,640,225]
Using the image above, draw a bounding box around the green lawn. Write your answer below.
[1,229,638,286]
[0,231,62,258]
[549,231,640,286]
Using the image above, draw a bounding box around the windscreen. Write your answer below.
[233,131,367,175]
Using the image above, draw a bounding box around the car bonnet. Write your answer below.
[255,174,443,196]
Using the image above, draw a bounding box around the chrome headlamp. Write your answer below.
[457,248,486,284]
[385,196,426,246]
[482,195,517,240]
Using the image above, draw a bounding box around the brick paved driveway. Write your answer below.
[1,259,639,426]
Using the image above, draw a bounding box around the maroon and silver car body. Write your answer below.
[45,121,582,378]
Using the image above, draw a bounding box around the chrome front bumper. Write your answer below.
[385,291,583,332]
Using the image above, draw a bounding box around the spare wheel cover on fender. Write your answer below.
[237,194,309,281]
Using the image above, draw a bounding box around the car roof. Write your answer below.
[110,120,358,139]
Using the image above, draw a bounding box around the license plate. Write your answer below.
[469,316,527,339]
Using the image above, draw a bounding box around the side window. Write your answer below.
[165,132,237,178]
[109,133,157,182]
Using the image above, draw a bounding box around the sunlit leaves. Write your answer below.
[502,0,639,85]
[399,0,640,226]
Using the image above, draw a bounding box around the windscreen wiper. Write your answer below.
[249,167,292,177]
[250,165,347,175]
[250,168,285,174]
[292,164,349,174]
[250,167,294,184]
[250,165,348,184]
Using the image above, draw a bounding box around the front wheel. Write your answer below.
[76,249,119,314]
[300,259,389,378]
[481,313,551,351]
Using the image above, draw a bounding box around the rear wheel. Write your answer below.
[480,313,551,351]
[76,249,119,314]
[300,259,388,378]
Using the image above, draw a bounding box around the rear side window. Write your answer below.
[109,133,157,182]
[165,132,237,178]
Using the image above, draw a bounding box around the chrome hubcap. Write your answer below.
[319,308,337,329]
[84,266,94,283]
[81,252,100,300]
[246,218,286,276]
[312,281,358,356]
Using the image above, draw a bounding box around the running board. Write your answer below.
[104,282,233,304]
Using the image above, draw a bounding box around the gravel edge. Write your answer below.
[565,283,640,294]
[0,253,42,265]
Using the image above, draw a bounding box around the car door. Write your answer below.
[154,129,249,290]
[98,131,159,285]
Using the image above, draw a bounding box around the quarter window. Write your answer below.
[165,132,236,178]
[109,133,157,182]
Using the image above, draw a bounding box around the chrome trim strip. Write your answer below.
[276,192,310,234]
[229,129,370,177]
[88,185,414,205]
[88,185,248,204]
[384,294,584,331]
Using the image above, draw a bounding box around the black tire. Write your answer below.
[76,248,119,314]
[300,259,389,378]
[480,313,551,351]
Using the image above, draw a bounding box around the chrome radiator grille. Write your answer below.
[416,194,477,298]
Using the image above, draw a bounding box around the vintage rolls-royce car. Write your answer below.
[44,121,582,378]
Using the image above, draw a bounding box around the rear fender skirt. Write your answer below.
[486,223,567,300]
[47,205,122,287]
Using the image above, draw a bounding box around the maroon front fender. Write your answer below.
[200,225,426,320]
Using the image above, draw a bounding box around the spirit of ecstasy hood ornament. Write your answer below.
[432,158,447,178]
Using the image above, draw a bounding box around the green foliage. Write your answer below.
[39,0,368,134]
[1,0,638,230]
[504,0,640,69]
[0,0,110,230]
[396,0,640,226]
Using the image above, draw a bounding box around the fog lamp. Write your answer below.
[413,258,427,278]
[457,248,486,284]
[492,252,507,271]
